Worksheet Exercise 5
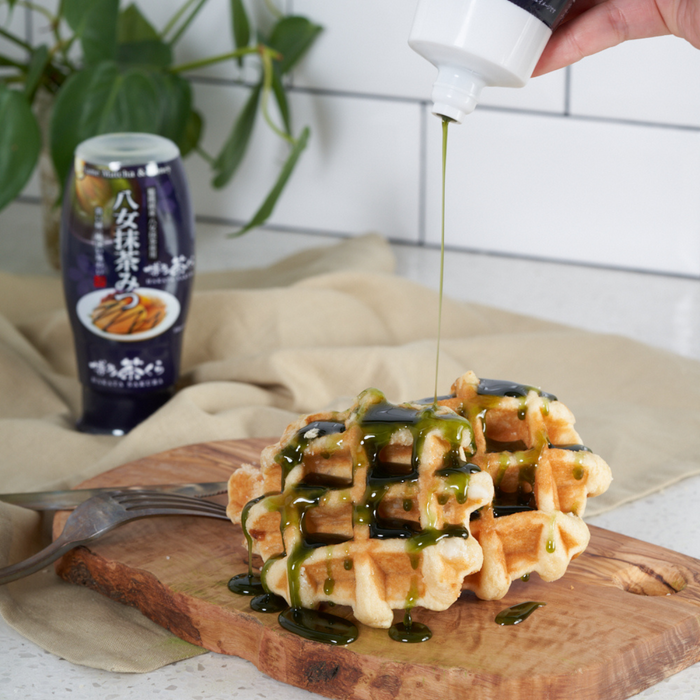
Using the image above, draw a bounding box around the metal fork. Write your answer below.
[0,490,230,586]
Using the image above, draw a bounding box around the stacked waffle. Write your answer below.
[443,372,611,600]
[227,371,611,629]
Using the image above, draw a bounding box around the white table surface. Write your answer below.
[1,201,699,699]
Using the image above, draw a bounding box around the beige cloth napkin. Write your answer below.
[2,232,700,672]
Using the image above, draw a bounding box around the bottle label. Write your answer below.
[62,156,194,395]
[507,0,575,29]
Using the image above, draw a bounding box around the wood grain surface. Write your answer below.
[53,439,700,700]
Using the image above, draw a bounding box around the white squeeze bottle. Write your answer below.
[409,0,575,122]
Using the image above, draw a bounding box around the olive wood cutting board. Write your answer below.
[53,438,700,700]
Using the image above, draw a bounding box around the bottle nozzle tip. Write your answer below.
[431,102,467,124]
[431,67,484,123]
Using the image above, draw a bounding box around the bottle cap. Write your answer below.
[431,65,485,123]
[77,387,174,436]
[76,132,180,169]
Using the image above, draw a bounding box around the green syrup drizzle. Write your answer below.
[495,601,546,625]
[434,116,450,405]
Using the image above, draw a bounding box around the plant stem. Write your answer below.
[167,0,208,46]
[260,47,294,145]
[195,145,215,165]
[48,35,77,70]
[10,0,75,72]
[162,0,199,40]
[170,46,257,73]
[15,0,55,24]
[0,25,32,52]
[0,53,26,70]
[263,0,283,19]
[42,63,69,92]
[51,0,76,70]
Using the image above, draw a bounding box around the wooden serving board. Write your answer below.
[53,439,700,700]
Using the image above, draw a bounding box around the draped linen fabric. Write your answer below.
[1,234,699,671]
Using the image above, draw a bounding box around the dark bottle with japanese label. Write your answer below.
[61,133,195,436]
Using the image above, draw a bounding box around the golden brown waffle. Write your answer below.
[440,371,611,600]
[227,371,611,627]
[229,389,494,629]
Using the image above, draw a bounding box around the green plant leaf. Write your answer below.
[266,16,322,75]
[117,40,173,67]
[118,3,160,42]
[152,71,191,146]
[230,125,309,237]
[24,44,50,101]
[230,0,250,67]
[116,4,171,66]
[179,108,203,157]
[212,83,261,188]
[63,0,98,32]
[105,69,162,130]
[64,0,119,66]
[270,66,291,136]
[49,62,162,188]
[0,84,41,211]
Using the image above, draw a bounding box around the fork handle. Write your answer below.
[0,535,81,585]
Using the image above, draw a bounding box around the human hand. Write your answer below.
[533,0,700,76]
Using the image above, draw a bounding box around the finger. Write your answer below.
[555,0,608,27]
[532,0,670,76]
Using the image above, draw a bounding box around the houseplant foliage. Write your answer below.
[0,0,322,249]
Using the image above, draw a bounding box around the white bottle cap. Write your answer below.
[76,132,180,167]
[431,65,485,123]
[409,0,554,123]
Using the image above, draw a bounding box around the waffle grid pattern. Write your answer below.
[228,372,612,628]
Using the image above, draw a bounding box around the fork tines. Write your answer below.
[111,490,228,514]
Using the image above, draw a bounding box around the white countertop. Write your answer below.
[1,201,700,699]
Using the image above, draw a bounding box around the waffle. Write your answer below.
[227,371,611,628]
[440,371,611,600]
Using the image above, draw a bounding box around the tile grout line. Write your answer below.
[193,212,700,282]
[189,74,700,133]
[12,196,700,281]
[392,238,700,282]
[194,216,700,282]
[194,211,355,241]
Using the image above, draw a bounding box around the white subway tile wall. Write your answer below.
[0,4,27,64]
[425,109,700,276]
[14,0,700,276]
[570,35,700,128]
[188,83,423,242]
[290,0,434,101]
